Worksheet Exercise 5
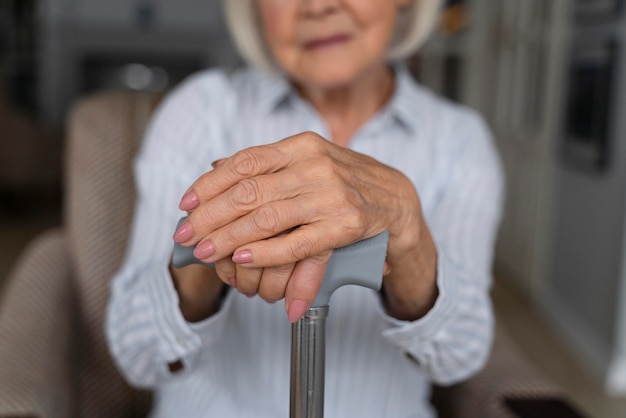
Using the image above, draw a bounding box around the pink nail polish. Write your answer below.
[173,222,193,243]
[228,277,237,288]
[193,241,215,259]
[232,250,253,264]
[179,191,199,211]
[288,300,309,323]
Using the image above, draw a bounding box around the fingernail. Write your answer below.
[243,292,256,298]
[211,158,226,168]
[179,191,199,211]
[232,250,253,264]
[173,222,193,243]
[287,300,309,323]
[228,277,237,288]
[193,240,215,259]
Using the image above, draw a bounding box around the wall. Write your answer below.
[43,0,221,27]
[543,15,626,394]
[37,0,238,126]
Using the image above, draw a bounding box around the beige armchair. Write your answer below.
[0,91,573,418]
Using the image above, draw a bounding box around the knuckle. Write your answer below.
[343,208,364,231]
[346,193,366,222]
[319,156,337,177]
[253,205,282,235]
[354,209,366,231]
[340,207,367,239]
[297,131,325,151]
[259,265,292,301]
[333,185,365,224]
[192,209,212,233]
[232,178,261,207]
[236,266,260,292]
[289,236,316,261]
[214,259,236,281]
[232,148,261,176]
[220,227,239,249]
[259,286,283,303]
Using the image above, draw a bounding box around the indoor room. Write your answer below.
[2,1,626,417]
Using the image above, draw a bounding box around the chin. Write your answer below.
[294,67,366,91]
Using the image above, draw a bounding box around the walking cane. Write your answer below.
[173,218,389,418]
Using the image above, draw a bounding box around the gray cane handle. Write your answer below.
[172,217,389,307]
[172,218,215,269]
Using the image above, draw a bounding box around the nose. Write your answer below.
[300,0,340,18]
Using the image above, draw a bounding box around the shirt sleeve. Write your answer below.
[105,70,237,389]
[378,111,504,385]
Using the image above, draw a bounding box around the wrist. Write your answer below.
[169,263,227,322]
[383,223,438,321]
[385,174,422,258]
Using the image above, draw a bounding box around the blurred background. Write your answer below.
[1,0,626,416]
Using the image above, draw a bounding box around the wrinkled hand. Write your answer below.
[173,132,422,321]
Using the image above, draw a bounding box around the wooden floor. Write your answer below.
[1,209,626,418]
[492,279,626,418]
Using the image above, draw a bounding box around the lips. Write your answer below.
[302,33,352,51]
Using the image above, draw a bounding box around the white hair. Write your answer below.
[224,0,444,74]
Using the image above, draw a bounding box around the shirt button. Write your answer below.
[168,359,184,373]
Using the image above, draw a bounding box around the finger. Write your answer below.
[179,132,329,211]
[285,255,331,323]
[214,258,238,288]
[177,133,347,249]
[235,265,263,297]
[383,261,391,276]
[192,196,315,263]
[231,222,359,268]
[211,158,227,169]
[257,263,294,303]
[180,171,307,248]
[179,144,286,211]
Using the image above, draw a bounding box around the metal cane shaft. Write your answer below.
[290,306,329,418]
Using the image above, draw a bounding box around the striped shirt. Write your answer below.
[106,65,504,418]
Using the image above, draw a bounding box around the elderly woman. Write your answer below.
[106,0,504,417]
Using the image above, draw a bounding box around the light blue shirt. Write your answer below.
[106,65,504,418]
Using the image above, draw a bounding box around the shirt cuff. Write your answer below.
[377,240,460,349]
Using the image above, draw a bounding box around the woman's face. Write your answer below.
[257,0,408,90]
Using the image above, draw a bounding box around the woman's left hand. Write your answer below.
[173,132,435,321]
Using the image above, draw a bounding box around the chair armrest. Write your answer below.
[0,229,77,418]
[431,322,566,418]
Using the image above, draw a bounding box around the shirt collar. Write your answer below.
[255,63,424,135]
[386,63,423,135]
[257,70,293,114]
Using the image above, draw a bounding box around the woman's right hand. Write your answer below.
[170,257,299,323]
[213,258,296,303]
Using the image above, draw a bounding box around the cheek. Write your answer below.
[368,18,397,55]
[370,13,397,45]
[258,2,295,51]
[345,0,398,47]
